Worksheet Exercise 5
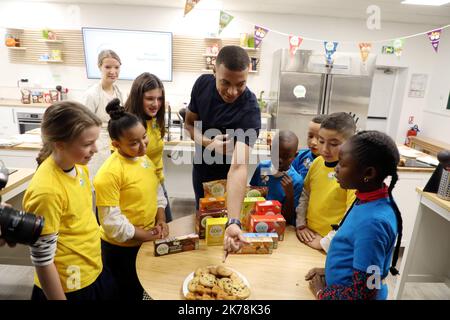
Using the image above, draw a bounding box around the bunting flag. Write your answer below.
[289,36,303,56]
[427,29,442,53]
[184,0,201,17]
[358,42,372,63]
[218,11,234,34]
[392,38,404,57]
[324,41,338,65]
[254,25,269,48]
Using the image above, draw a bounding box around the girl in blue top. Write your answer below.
[306,130,403,300]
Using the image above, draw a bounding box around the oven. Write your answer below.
[16,112,43,134]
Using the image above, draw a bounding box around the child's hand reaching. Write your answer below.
[305,268,326,299]
[156,220,169,239]
[296,226,317,243]
[280,174,294,198]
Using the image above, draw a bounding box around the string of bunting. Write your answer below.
[183,1,448,63]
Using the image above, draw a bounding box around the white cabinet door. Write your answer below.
[0,107,19,137]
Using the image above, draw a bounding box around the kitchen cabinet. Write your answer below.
[0,108,19,137]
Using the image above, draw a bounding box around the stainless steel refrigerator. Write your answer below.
[270,49,376,147]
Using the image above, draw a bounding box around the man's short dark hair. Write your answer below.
[321,112,356,138]
[215,45,250,72]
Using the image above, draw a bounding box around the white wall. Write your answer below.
[0,1,447,143]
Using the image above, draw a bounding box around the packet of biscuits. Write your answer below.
[203,179,227,198]
[199,197,226,212]
[154,233,199,256]
[185,265,251,300]
[235,236,274,254]
[195,209,227,239]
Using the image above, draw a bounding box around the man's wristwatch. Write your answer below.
[225,218,242,229]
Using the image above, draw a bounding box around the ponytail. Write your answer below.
[36,142,52,166]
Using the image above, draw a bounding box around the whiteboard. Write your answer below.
[82,27,172,81]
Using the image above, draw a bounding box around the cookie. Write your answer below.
[218,278,233,294]
[231,285,251,299]
[199,273,216,288]
[194,267,210,277]
[216,265,233,277]
[208,265,218,276]
[188,276,200,292]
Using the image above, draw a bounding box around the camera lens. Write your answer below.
[0,206,44,245]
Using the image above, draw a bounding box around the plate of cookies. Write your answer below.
[183,265,251,300]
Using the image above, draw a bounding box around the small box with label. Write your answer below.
[250,214,286,241]
[195,209,227,239]
[242,232,279,249]
[199,197,226,212]
[255,200,282,215]
[154,233,199,257]
[240,197,265,231]
[235,236,273,254]
[205,217,228,246]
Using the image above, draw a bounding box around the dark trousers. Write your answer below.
[31,267,118,300]
[101,239,144,301]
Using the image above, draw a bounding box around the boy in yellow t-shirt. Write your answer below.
[94,98,169,301]
[296,112,356,251]
[24,101,116,300]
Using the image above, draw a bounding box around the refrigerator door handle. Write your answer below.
[325,75,333,115]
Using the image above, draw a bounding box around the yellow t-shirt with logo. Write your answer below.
[94,151,159,247]
[23,156,102,293]
[146,118,164,182]
[304,156,356,237]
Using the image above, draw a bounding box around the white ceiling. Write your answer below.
[16,0,450,25]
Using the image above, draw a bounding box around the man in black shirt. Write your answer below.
[185,46,261,255]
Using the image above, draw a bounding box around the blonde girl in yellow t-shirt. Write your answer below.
[94,98,169,300]
[23,101,117,300]
[124,72,172,222]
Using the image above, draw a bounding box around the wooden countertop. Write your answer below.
[136,214,326,300]
[0,168,35,196]
[416,188,450,212]
[410,136,450,156]
[0,99,50,108]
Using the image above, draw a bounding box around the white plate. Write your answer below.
[182,266,251,299]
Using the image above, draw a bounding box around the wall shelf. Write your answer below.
[38,59,64,63]
[241,47,260,51]
[202,53,218,57]
[37,39,63,43]
[7,47,27,50]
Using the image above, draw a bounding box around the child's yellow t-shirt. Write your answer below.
[146,118,164,182]
[304,156,356,237]
[23,156,102,293]
[94,151,159,247]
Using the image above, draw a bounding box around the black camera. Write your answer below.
[0,160,44,245]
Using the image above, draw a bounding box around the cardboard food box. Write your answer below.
[255,200,282,215]
[245,186,268,198]
[203,179,227,198]
[205,217,228,246]
[235,236,273,254]
[199,197,226,212]
[195,209,227,239]
[242,232,279,249]
[154,233,199,257]
[250,214,286,241]
[240,197,265,231]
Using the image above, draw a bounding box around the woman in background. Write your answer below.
[82,49,124,177]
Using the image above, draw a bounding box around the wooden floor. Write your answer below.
[1,198,449,300]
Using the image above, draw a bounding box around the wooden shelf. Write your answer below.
[7,47,27,50]
[37,39,63,43]
[202,53,218,57]
[204,37,222,40]
[241,46,260,51]
[201,69,214,73]
[38,59,64,63]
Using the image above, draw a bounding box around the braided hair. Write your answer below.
[338,130,403,276]
[106,98,140,141]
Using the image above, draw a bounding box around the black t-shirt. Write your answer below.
[188,74,261,180]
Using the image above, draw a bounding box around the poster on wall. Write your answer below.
[408,73,428,98]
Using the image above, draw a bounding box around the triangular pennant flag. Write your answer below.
[392,38,404,57]
[358,42,372,63]
[184,0,201,17]
[324,41,338,65]
[254,25,269,48]
[427,29,442,53]
[289,36,303,57]
[218,11,234,35]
